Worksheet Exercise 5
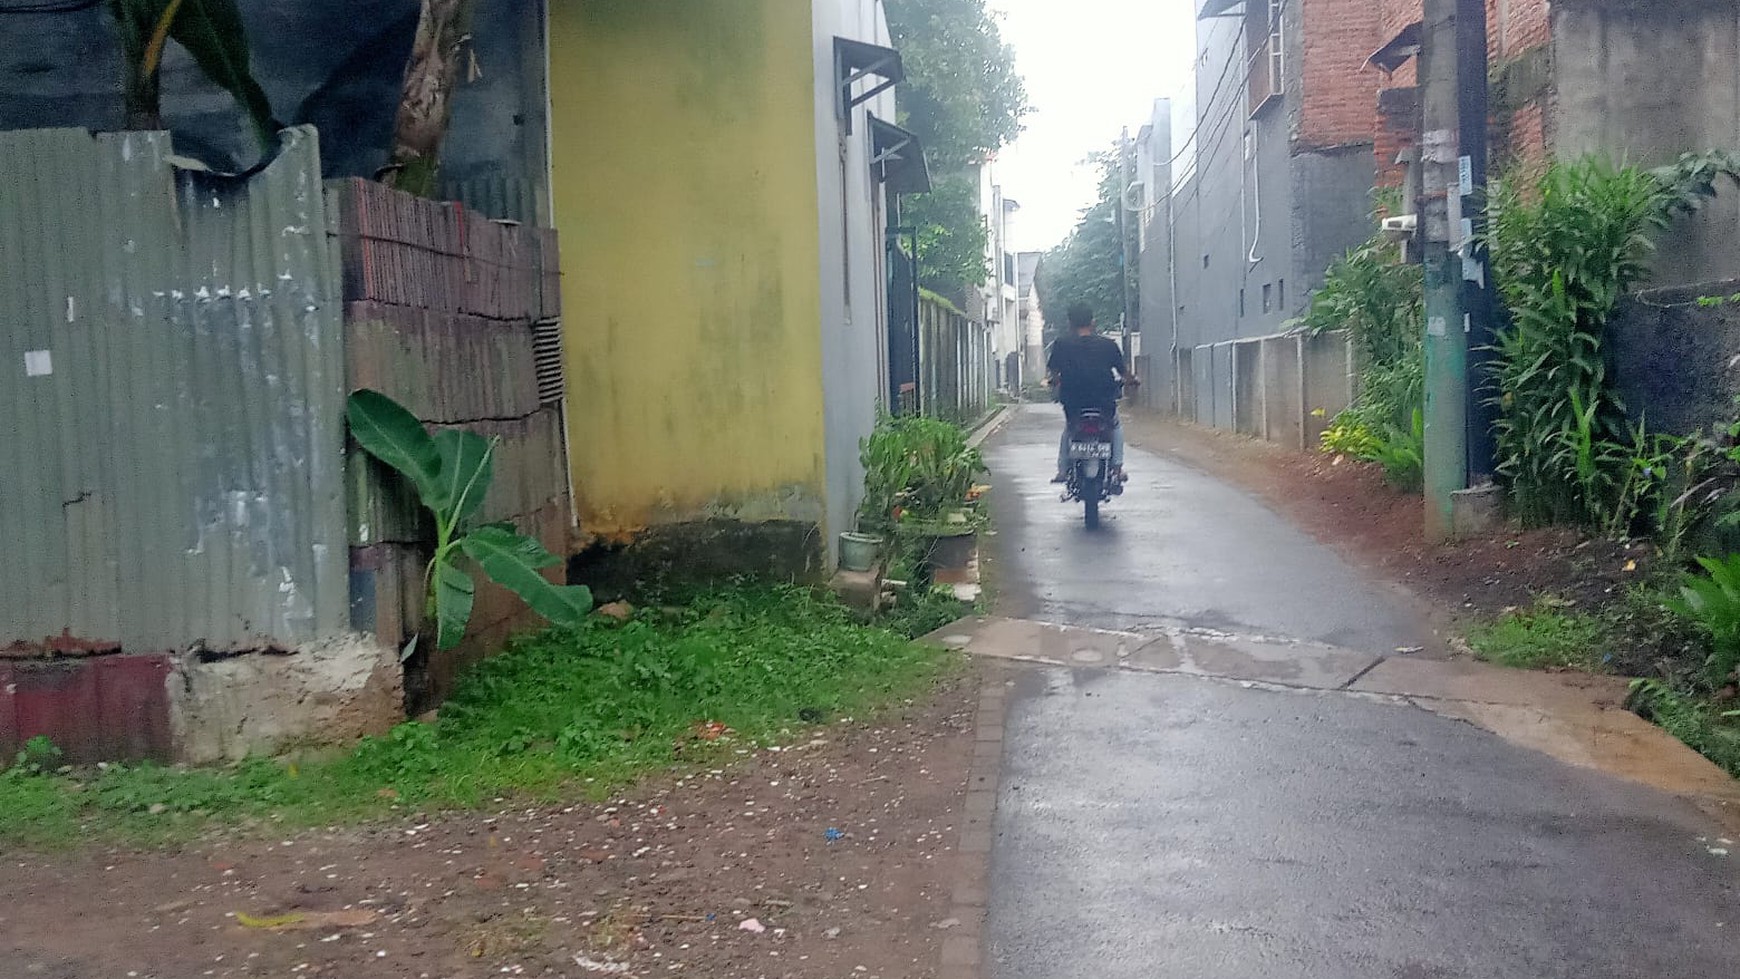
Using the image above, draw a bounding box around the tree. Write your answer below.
[382,0,478,197]
[1039,148,1136,339]
[885,0,1029,294]
[108,0,276,148]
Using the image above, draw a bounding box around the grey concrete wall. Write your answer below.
[1303,332,1355,446]
[1608,279,1740,437]
[812,0,896,567]
[0,1,548,219]
[1262,336,1305,449]
[1193,345,1216,427]
[1212,342,1236,430]
[1290,145,1380,298]
[1234,339,1265,436]
[1553,0,1740,288]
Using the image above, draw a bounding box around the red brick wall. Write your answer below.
[1493,0,1550,59]
[1298,0,1385,149]
[1381,0,1421,42]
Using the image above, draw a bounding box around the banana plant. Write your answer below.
[347,390,593,650]
[109,0,277,148]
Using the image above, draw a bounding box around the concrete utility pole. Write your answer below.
[1419,0,1466,539]
[1458,0,1497,481]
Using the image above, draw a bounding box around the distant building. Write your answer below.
[978,160,1023,392]
[1017,251,1046,385]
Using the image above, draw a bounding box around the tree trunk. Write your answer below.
[383,0,479,198]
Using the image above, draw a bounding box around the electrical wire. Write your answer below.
[0,0,104,13]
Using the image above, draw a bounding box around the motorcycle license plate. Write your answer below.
[1068,441,1112,460]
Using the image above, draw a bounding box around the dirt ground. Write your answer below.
[1123,413,1655,626]
[0,676,979,979]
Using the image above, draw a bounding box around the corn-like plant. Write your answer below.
[347,390,592,650]
[109,0,276,147]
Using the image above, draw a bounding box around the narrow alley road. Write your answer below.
[970,404,1740,979]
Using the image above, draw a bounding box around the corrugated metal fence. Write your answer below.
[917,294,993,424]
[0,127,572,759]
[0,127,349,656]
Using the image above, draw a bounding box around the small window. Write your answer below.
[1203,253,1211,269]
[1278,278,1286,310]
[1239,289,1246,318]
[1262,283,1272,314]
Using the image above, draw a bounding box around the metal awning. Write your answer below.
[1199,0,1244,19]
[836,37,905,134]
[870,116,931,196]
[1368,21,1423,71]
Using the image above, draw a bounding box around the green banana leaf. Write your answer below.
[434,429,495,525]
[347,389,448,512]
[433,559,476,651]
[459,526,594,629]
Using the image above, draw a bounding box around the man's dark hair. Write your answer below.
[1066,303,1095,330]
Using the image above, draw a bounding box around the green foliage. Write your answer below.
[1486,154,1740,531]
[903,173,991,291]
[1629,678,1740,778]
[1303,236,1423,366]
[1467,601,1610,672]
[1306,234,1425,491]
[884,0,1028,294]
[884,0,1029,171]
[857,415,986,535]
[1039,148,1135,335]
[0,586,953,848]
[348,390,591,649]
[109,0,276,147]
[1666,554,1740,691]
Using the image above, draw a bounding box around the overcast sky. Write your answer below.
[985,0,1199,252]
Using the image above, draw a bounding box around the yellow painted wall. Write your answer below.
[548,0,826,538]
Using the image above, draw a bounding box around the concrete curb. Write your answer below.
[938,668,1007,979]
[966,403,1015,449]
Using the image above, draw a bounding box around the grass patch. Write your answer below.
[1629,680,1740,778]
[1466,600,1611,671]
[0,585,952,849]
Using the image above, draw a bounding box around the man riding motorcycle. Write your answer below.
[1048,302,1139,484]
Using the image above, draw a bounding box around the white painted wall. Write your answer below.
[812,0,896,565]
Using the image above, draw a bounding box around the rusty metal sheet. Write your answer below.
[0,127,349,655]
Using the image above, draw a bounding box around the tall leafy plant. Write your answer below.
[1305,234,1424,489]
[347,390,592,650]
[109,0,276,148]
[1487,159,1675,526]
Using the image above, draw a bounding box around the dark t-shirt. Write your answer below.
[1048,333,1125,411]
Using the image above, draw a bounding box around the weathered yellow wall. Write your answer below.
[548,0,825,538]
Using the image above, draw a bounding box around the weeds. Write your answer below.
[1629,679,1740,778]
[1467,600,1610,672]
[0,585,952,849]
[1665,554,1740,691]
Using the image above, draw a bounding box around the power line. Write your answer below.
[0,0,104,13]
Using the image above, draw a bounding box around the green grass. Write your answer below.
[1466,601,1611,672]
[1629,680,1740,778]
[0,585,953,849]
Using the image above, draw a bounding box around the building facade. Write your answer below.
[548,0,914,578]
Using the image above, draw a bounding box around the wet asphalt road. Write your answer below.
[980,405,1740,979]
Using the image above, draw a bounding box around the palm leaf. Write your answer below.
[459,526,593,629]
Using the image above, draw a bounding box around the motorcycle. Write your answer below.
[1062,406,1122,529]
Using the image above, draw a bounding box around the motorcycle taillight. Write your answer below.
[1077,421,1104,436]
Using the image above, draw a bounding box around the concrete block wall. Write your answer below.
[1160,330,1353,453]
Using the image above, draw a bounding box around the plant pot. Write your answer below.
[926,532,977,571]
[838,532,884,573]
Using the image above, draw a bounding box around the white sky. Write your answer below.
[985,0,1200,252]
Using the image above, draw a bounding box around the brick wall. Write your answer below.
[1494,0,1551,59]
[1297,0,1385,149]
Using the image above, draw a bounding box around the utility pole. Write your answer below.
[1458,0,1496,481]
[1419,0,1466,539]
[1117,127,1135,365]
